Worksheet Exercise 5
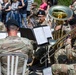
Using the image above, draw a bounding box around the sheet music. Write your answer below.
[0,32,7,39]
[33,27,48,45]
[0,32,21,39]
[43,67,52,75]
[43,26,53,39]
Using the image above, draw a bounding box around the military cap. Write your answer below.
[6,19,19,28]
[37,10,46,16]
[32,2,38,6]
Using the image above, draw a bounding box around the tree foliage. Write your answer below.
[35,0,72,7]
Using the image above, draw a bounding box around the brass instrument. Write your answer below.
[40,27,76,64]
[49,6,73,42]
[40,5,73,64]
[49,5,73,21]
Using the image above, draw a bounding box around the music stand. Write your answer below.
[33,25,53,67]
[19,28,36,41]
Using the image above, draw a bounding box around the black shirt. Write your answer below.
[2,3,11,15]
[18,0,28,14]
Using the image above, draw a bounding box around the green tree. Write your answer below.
[35,0,72,7]
[58,0,72,6]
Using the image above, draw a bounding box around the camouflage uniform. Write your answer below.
[0,22,6,31]
[40,20,48,26]
[0,36,33,75]
[52,64,76,75]
[55,40,76,62]
[51,39,76,75]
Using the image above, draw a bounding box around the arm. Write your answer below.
[21,0,25,7]
[18,0,27,9]
[5,6,11,11]
[0,4,2,10]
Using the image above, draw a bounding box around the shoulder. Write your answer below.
[0,38,5,44]
[20,37,31,44]
[21,37,30,41]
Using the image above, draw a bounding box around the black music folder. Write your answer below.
[19,28,36,41]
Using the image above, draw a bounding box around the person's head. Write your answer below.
[6,19,19,36]
[37,10,46,23]
[3,0,8,3]
[69,17,76,28]
[32,2,38,9]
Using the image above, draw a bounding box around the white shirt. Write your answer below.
[11,1,19,10]
[27,0,34,11]
[0,0,3,4]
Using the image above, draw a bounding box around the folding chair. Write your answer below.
[0,52,28,75]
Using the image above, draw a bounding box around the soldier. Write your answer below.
[51,17,76,75]
[37,10,52,27]
[27,2,38,28]
[0,19,34,75]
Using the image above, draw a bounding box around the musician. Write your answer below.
[37,10,52,27]
[51,17,76,75]
[27,2,38,28]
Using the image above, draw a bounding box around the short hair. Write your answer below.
[7,25,18,32]
[6,19,19,28]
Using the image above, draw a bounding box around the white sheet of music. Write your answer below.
[0,32,21,39]
[43,26,53,39]
[33,27,48,45]
[43,67,52,75]
[0,32,7,39]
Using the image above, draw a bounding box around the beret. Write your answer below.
[37,10,46,16]
[6,19,19,27]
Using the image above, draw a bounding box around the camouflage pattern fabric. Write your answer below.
[52,64,76,75]
[54,40,76,64]
[0,22,6,31]
[0,36,33,75]
[52,39,76,75]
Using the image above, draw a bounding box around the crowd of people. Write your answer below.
[0,0,76,75]
[0,0,58,29]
